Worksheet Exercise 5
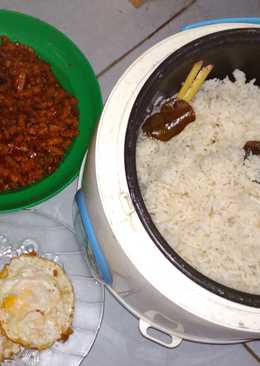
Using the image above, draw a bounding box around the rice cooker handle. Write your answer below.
[139,319,182,348]
[75,190,113,284]
[182,17,260,30]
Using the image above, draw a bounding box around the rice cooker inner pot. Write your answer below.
[125,28,260,308]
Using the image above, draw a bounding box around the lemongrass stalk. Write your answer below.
[182,64,214,102]
[177,60,203,100]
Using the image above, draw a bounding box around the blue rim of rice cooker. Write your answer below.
[75,190,113,284]
[182,17,260,30]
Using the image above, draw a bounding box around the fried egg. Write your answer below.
[0,254,74,350]
[0,326,21,362]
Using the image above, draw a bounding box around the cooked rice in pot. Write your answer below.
[136,70,260,295]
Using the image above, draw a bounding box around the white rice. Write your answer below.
[136,70,260,294]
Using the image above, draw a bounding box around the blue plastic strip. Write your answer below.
[75,190,113,284]
[182,17,260,31]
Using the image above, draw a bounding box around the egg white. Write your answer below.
[0,254,74,350]
[0,326,21,362]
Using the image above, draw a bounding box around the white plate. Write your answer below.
[0,209,104,366]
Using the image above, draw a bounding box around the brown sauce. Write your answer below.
[243,141,260,159]
[53,269,58,277]
[142,98,195,141]
[60,327,73,342]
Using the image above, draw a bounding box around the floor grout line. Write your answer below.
[96,0,197,79]
[243,343,260,364]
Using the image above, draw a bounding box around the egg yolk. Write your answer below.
[2,294,17,310]
[2,290,35,317]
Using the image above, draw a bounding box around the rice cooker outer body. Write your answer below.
[79,23,260,344]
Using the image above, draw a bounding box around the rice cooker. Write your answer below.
[74,19,260,348]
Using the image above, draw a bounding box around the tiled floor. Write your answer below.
[1,0,260,365]
[98,0,260,98]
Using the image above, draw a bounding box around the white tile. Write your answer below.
[244,340,260,360]
[0,0,193,74]
[99,0,260,99]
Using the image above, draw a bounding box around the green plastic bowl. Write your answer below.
[0,10,103,212]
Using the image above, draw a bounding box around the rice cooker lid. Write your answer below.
[79,23,260,330]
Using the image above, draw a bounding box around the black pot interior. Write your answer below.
[125,28,260,308]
